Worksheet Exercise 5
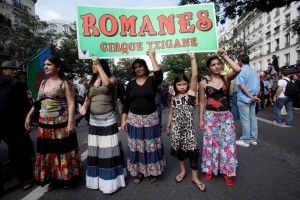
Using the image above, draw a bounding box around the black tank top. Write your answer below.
[205,83,229,111]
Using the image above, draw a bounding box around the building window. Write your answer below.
[285,14,291,27]
[49,25,57,32]
[285,34,290,47]
[267,43,271,54]
[275,38,280,50]
[259,17,262,25]
[63,26,69,33]
[259,61,262,71]
[275,20,280,27]
[285,53,290,66]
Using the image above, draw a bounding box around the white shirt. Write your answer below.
[78,84,87,97]
[277,77,289,98]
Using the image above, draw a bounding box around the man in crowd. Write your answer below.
[229,78,239,119]
[292,74,300,108]
[235,54,261,147]
[1,61,35,165]
[161,80,169,107]
[0,61,34,194]
[273,70,294,125]
[263,76,273,108]
[75,77,88,127]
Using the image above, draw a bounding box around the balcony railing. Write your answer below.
[285,62,290,66]
[267,16,271,23]
[12,0,28,13]
[275,46,279,51]
[296,60,300,64]
[275,10,280,18]
[265,31,271,38]
[285,42,290,47]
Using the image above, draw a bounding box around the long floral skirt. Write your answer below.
[35,115,82,186]
[201,111,238,177]
[86,111,126,194]
[127,111,166,177]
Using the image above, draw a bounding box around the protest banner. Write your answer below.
[77,3,218,59]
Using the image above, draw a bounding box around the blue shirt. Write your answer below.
[236,65,260,103]
[263,81,271,95]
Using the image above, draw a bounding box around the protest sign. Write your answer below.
[77,3,218,58]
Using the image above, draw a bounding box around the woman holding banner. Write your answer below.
[121,49,165,184]
[198,49,240,186]
[80,56,126,194]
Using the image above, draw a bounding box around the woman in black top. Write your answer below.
[121,50,164,184]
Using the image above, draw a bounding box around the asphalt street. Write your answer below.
[1,106,300,200]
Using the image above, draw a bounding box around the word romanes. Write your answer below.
[81,11,213,37]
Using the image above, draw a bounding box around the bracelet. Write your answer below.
[190,57,195,60]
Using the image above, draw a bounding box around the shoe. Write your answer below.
[223,175,234,186]
[23,180,34,190]
[192,180,206,192]
[236,140,250,147]
[175,174,186,183]
[204,173,213,181]
[250,140,257,145]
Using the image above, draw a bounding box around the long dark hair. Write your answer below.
[173,73,189,95]
[88,59,112,89]
[44,56,73,88]
[132,59,150,77]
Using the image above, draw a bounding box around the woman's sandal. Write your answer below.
[192,180,206,192]
[23,180,34,190]
[47,182,57,191]
[204,173,213,181]
[175,174,186,183]
[223,175,234,186]
[134,174,144,184]
[150,175,158,183]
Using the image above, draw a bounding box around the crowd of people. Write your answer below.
[0,49,299,196]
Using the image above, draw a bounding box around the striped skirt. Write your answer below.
[35,115,82,186]
[86,111,126,194]
[127,111,166,177]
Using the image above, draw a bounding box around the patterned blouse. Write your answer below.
[38,80,68,118]
[205,83,229,112]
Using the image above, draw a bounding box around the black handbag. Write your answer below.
[76,95,85,105]
[31,99,42,123]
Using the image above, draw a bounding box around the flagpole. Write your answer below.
[18,45,50,68]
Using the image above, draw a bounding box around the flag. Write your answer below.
[222,63,231,75]
[27,46,51,100]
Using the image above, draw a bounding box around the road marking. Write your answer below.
[256,117,291,127]
[21,149,88,200]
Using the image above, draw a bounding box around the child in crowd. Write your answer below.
[166,52,206,192]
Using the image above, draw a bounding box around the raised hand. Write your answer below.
[187,51,195,59]
[146,49,155,59]
[217,48,226,58]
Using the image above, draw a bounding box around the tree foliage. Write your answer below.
[113,58,136,82]
[0,13,56,64]
[160,52,212,82]
[54,25,91,79]
[179,0,297,24]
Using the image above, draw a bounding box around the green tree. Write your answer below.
[55,25,91,79]
[161,53,212,82]
[0,12,56,64]
[179,0,296,24]
[113,58,136,82]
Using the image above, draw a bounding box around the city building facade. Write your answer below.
[220,1,300,75]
